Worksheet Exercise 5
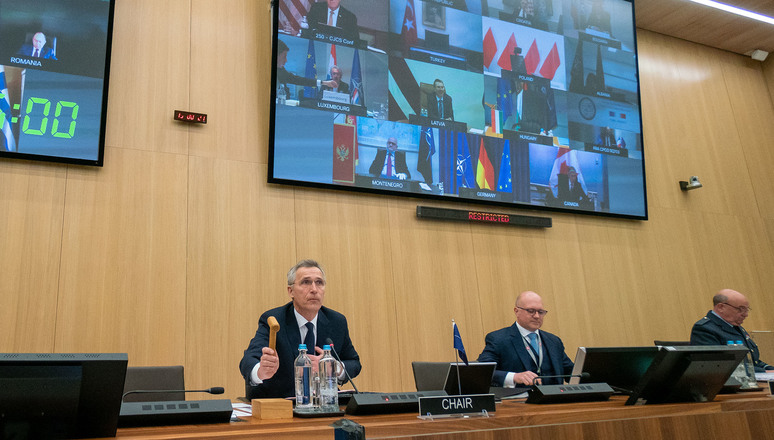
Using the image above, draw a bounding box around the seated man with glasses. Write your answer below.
[690,288,773,372]
[477,291,574,387]
[239,259,361,398]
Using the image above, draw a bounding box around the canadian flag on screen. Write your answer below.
[332,123,356,184]
[548,148,586,198]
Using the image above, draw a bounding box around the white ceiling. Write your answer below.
[634,0,774,58]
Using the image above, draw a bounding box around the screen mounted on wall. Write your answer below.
[268,0,647,219]
[0,0,115,166]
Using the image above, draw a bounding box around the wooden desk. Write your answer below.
[112,392,774,440]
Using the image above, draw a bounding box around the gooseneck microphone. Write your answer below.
[325,337,360,394]
[531,372,590,385]
[122,387,225,401]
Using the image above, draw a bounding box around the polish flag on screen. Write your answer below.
[483,28,497,69]
[497,33,517,71]
[539,42,561,80]
[524,39,540,75]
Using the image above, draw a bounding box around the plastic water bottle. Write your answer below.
[277,85,287,105]
[294,344,313,409]
[318,345,339,411]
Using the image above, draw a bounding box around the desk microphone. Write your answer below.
[531,372,590,385]
[122,387,225,401]
[325,337,360,394]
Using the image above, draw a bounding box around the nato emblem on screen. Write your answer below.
[269,0,647,219]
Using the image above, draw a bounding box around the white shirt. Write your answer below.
[327,7,340,27]
[250,309,345,384]
[249,310,318,385]
[503,322,542,388]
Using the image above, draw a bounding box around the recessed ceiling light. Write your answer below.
[688,0,774,25]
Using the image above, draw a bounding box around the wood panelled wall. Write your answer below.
[2,0,774,397]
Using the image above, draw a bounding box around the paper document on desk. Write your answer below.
[755,372,774,381]
[231,402,252,420]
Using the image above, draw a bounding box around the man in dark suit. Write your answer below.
[306,0,359,42]
[320,65,349,94]
[478,291,573,387]
[17,32,57,60]
[426,79,454,121]
[276,40,338,99]
[369,137,411,180]
[508,76,551,134]
[239,259,361,399]
[690,289,773,373]
[557,166,593,210]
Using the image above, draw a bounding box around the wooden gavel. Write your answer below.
[267,316,280,351]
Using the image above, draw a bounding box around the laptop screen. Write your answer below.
[412,361,496,395]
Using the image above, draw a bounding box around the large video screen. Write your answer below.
[268,0,647,219]
[0,0,114,166]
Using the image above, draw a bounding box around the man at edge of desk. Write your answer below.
[690,288,774,373]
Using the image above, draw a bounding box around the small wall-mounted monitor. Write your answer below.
[0,0,115,166]
[0,353,128,438]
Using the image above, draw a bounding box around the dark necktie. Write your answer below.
[304,322,315,352]
[33,49,39,57]
[386,152,393,177]
[438,99,443,119]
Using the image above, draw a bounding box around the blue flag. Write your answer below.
[417,126,435,184]
[350,49,363,105]
[453,322,469,365]
[455,133,475,192]
[497,140,512,193]
[496,76,512,121]
[304,39,317,98]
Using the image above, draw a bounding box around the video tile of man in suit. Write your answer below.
[239,259,361,399]
[321,65,349,94]
[690,289,773,373]
[368,137,411,180]
[17,32,57,60]
[276,40,337,97]
[306,0,359,42]
[477,291,573,387]
[559,166,592,209]
[426,79,454,121]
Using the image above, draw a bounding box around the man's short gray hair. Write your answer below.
[287,259,326,285]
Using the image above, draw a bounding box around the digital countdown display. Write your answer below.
[0,0,115,166]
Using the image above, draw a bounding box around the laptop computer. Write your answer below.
[412,361,496,395]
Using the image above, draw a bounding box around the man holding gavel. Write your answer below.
[239,259,362,399]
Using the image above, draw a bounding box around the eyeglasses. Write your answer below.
[294,278,326,288]
[721,303,750,313]
[517,307,548,316]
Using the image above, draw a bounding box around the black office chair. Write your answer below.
[122,365,185,402]
[653,340,691,346]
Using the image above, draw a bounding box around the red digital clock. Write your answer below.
[173,110,207,124]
